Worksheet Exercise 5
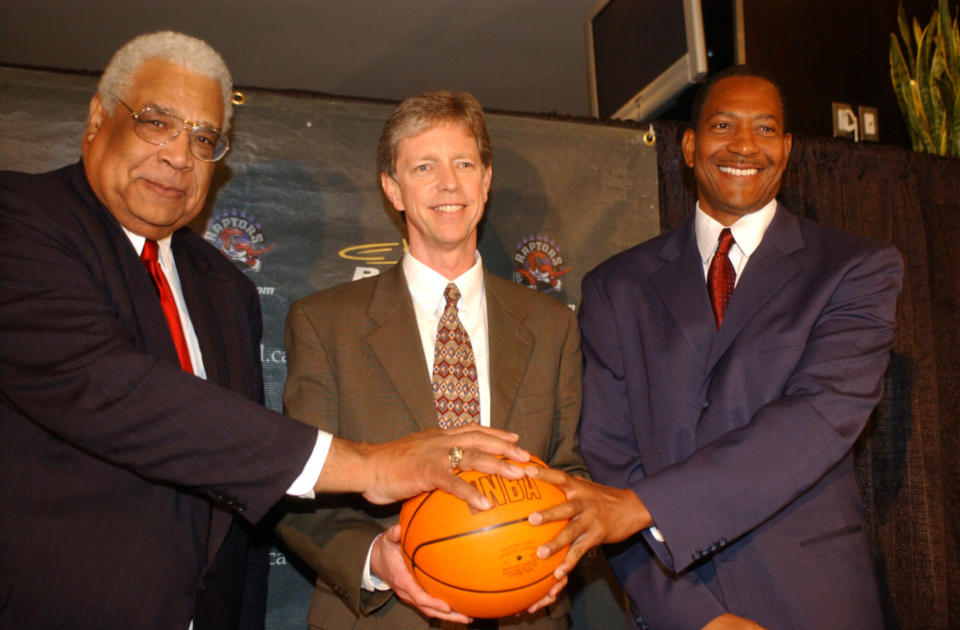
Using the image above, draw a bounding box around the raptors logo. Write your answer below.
[203,210,274,272]
[512,235,570,293]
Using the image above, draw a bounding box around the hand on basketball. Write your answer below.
[370,524,473,623]
[360,423,531,510]
[524,466,652,578]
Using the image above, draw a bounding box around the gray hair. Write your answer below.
[97,31,233,132]
[377,90,492,178]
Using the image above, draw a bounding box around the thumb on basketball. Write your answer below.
[371,524,474,624]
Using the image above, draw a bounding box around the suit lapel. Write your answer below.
[705,205,806,371]
[168,232,235,566]
[484,273,535,431]
[649,218,715,369]
[366,265,437,432]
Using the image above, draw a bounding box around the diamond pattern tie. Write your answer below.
[707,228,736,328]
[141,240,194,373]
[432,283,480,428]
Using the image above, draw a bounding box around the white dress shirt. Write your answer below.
[363,250,491,591]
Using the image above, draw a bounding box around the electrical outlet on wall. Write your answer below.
[859,106,879,142]
[832,102,858,141]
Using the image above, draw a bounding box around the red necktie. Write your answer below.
[141,239,194,373]
[707,228,736,328]
[432,283,480,429]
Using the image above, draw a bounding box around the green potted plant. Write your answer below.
[890,0,960,156]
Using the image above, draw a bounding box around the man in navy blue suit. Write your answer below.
[528,66,902,629]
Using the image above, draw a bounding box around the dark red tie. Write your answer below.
[141,239,194,373]
[707,228,736,328]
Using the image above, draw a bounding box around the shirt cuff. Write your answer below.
[285,430,333,498]
[649,526,665,543]
[362,533,392,592]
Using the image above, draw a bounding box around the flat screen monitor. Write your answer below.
[586,0,708,121]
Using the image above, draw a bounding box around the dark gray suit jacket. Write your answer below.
[277,262,585,629]
[579,206,902,630]
[0,163,317,630]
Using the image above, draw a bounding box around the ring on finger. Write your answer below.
[448,446,463,469]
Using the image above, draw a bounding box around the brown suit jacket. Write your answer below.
[277,262,585,629]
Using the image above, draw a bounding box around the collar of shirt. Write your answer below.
[695,198,778,279]
[402,250,485,329]
[122,228,174,268]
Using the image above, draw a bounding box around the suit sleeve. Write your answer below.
[0,175,316,524]
[578,270,727,629]
[275,301,391,615]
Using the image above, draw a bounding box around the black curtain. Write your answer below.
[653,119,960,629]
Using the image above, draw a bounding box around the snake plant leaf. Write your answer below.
[916,15,939,134]
[899,2,916,63]
[951,91,960,155]
[938,0,957,71]
[891,35,924,150]
[911,79,937,152]
[891,1,959,155]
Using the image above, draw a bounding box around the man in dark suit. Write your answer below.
[276,90,590,629]
[528,66,902,629]
[0,33,531,630]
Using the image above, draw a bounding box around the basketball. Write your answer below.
[398,455,569,618]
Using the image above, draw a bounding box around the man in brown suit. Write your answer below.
[276,91,587,629]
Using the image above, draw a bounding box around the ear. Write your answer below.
[681,128,696,168]
[84,94,106,143]
[481,164,493,203]
[783,132,793,163]
[380,172,404,212]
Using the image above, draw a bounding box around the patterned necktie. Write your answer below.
[432,283,480,428]
[141,239,194,373]
[707,228,736,328]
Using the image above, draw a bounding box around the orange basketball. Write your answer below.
[398,455,569,619]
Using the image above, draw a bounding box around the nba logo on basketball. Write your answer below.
[467,474,543,514]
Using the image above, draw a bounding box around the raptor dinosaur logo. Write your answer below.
[203,210,274,272]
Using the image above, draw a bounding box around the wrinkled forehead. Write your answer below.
[124,59,225,128]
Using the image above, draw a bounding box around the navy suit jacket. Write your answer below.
[0,163,317,630]
[578,206,902,630]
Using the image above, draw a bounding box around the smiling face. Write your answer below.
[82,58,224,240]
[682,75,792,226]
[380,121,492,277]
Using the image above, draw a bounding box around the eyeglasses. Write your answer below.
[117,99,230,162]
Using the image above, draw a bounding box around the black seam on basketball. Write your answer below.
[410,515,530,560]
[413,564,557,594]
[401,468,468,555]
[401,490,436,553]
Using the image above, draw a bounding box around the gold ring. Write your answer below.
[448,446,463,469]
